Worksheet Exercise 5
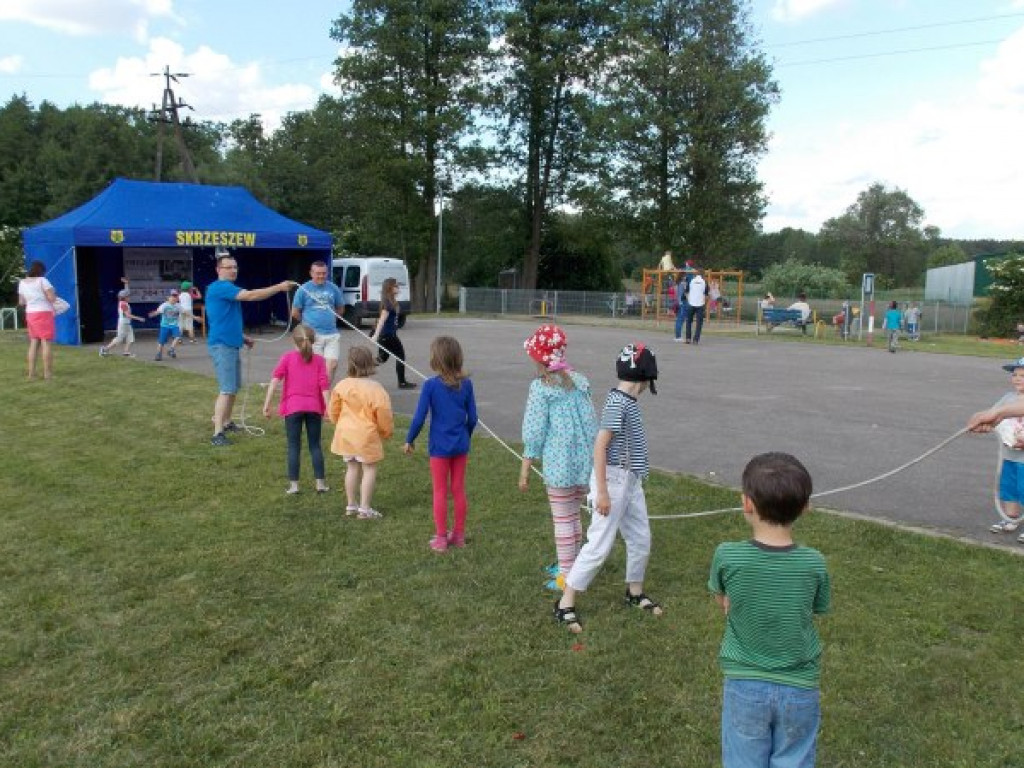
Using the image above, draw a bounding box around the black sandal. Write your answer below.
[625,590,663,614]
[553,602,583,633]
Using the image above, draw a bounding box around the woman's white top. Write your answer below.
[18,276,54,313]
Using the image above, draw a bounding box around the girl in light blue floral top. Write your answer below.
[519,325,598,590]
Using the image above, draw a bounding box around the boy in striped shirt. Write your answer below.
[554,343,664,633]
[709,452,830,768]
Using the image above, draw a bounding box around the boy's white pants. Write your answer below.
[565,465,651,592]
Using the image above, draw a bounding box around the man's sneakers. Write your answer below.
[223,421,243,433]
[210,432,231,447]
[398,381,417,390]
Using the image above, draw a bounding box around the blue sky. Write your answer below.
[2,0,1023,240]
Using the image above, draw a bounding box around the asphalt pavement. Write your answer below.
[152,314,1016,548]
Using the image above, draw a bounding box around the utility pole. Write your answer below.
[149,66,198,183]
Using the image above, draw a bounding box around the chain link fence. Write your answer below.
[458,287,980,335]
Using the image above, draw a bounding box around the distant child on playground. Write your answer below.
[882,300,903,353]
[971,357,1024,539]
[329,346,394,519]
[404,336,478,552]
[148,289,190,361]
[554,342,664,634]
[99,288,144,357]
[262,324,331,495]
[708,452,831,768]
[519,325,597,590]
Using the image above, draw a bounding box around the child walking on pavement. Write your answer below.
[404,336,478,552]
[329,346,394,519]
[262,324,331,495]
[148,289,190,361]
[554,343,664,634]
[518,325,597,590]
[99,288,144,357]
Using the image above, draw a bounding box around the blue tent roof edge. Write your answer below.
[24,178,332,250]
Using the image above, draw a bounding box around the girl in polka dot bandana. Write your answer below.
[519,325,598,590]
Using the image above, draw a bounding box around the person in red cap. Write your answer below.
[519,325,598,590]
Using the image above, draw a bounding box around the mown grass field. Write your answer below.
[2,335,1023,767]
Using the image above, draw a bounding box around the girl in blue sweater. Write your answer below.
[404,336,478,552]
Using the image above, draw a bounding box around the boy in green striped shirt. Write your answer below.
[708,452,831,768]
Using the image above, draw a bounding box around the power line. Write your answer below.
[776,37,1007,68]
[766,11,1024,49]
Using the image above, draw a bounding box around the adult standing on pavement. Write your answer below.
[206,251,295,446]
[684,268,708,345]
[291,260,345,381]
[371,277,417,390]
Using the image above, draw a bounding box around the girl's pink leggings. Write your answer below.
[430,454,468,538]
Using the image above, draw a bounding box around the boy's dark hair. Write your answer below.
[742,452,813,526]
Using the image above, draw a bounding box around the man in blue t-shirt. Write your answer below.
[291,260,345,381]
[206,252,294,446]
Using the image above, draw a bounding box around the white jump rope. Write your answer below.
[235,284,992,523]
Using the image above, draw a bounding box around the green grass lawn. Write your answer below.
[2,335,1023,767]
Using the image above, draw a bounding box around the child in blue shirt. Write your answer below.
[404,336,478,552]
[882,301,902,353]
[148,290,191,361]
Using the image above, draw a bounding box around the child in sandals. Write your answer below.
[404,336,477,552]
[519,324,597,590]
[329,346,394,519]
[554,343,664,634]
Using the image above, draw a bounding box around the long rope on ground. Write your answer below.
[242,285,980,519]
[649,426,972,521]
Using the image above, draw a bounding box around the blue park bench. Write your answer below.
[758,307,811,335]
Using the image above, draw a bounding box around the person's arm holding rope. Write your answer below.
[235,280,294,346]
[969,402,1024,433]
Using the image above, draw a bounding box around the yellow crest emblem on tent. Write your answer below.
[110,230,125,244]
[297,234,308,247]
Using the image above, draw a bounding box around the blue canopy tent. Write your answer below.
[23,178,332,345]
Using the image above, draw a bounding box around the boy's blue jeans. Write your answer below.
[722,678,820,768]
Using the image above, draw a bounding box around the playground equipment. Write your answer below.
[641,267,744,325]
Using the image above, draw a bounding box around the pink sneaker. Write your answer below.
[446,531,465,548]
[429,535,448,552]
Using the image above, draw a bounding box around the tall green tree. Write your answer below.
[497,0,613,289]
[591,0,776,265]
[331,0,492,310]
[819,182,930,287]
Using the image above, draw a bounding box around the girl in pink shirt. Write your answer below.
[263,324,331,495]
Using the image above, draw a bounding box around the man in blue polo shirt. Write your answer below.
[291,260,345,381]
[206,251,295,446]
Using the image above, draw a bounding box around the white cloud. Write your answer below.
[0,0,178,40]
[0,55,24,74]
[88,37,317,132]
[760,26,1024,239]
[771,0,847,23]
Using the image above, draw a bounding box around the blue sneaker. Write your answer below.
[210,432,231,447]
[223,421,243,433]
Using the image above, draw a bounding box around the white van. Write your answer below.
[331,257,411,329]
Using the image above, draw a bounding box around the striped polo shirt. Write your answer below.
[600,388,649,479]
[708,539,831,688]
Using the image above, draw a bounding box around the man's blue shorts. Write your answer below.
[999,459,1024,504]
[158,325,182,345]
[209,344,242,395]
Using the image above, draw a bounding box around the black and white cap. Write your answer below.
[616,343,658,395]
